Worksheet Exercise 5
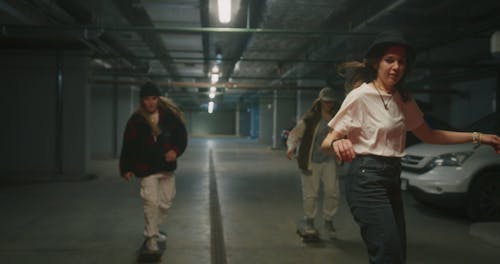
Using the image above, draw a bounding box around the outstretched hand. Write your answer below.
[332,138,356,162]
[481,133,500,153]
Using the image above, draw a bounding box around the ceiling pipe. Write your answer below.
[200,0,211,80]
[95,54,340,64]
[93,78,332,90]
[0,24,378,36]
[91,54,498,69]
[91,70,326,80]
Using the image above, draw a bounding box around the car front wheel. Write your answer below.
[466,171,500,221]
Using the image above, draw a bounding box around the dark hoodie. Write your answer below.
[119,97,188,178]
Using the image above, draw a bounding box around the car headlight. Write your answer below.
[431,151,473,167]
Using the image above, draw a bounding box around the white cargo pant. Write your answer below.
[301,160,339,221]
[140,171,176,238]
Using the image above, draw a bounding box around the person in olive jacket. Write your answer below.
[119,81,187,252]
[286,87,340,238]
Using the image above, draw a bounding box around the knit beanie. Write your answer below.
[140,82,161,98]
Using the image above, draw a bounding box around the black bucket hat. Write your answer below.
[365,30,415,64]
[140,81,161,98]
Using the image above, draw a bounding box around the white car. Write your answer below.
[401,114,500,221]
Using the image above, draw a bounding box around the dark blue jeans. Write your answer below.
[345,155,405,264]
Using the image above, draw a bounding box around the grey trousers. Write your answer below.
[301,160,340,221]
[346,155,406,264]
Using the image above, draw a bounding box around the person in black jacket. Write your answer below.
[119,81,187,252]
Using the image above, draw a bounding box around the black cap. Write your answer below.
[140,82,161,98]
[365,30,415,64]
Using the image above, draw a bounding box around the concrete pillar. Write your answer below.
[235,102,241,136]
[250,101,259,139]
[272,90,278,149]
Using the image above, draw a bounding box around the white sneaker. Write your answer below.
[156,232,167,242]
[146,237,159,252]
[143,230,167,242]
[303,218,318,235]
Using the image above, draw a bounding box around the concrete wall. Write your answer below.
[187,110,236,136]
[257,89,296,147]
[90,81,135,159]
[258,92,274,145]
[0,51,90,180]
[274,90,297,148]
[448,78,496,128]
[91,83,115,158]
[238,108,251,137]
[249,101,260,139]
[421,78,496,129]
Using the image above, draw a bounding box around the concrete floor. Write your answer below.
[0,137,499,264]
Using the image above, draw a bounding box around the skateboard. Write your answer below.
[137,238,166,263]
[296,219,321,243]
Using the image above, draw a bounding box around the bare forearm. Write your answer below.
[421,129,475,145]
[414,123,500,153]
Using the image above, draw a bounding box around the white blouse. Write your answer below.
[328,82,424,157]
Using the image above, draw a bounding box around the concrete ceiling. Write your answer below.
[1,0,499,111]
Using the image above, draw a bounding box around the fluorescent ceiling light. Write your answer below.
[211,73,219,83]
[210,86,217,92]
[218,0,231,23]
[208,101,215,114]
[209,92,216,99]
[93,58,112,69]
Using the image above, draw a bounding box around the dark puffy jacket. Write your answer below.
[119,105,187,178]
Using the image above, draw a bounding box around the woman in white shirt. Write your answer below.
[321,31,500,264]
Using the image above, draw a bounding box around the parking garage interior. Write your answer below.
[1,0,500,263]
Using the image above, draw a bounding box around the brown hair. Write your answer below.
[337,43,412,101]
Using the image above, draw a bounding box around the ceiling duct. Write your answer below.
[297,79,326,88]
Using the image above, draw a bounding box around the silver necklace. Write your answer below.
[373,84,393,110]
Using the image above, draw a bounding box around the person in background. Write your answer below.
[321,30,500,263]
[287,87,340,238]
[119,81,188,252]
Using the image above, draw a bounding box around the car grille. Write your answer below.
[401,154,435,174]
